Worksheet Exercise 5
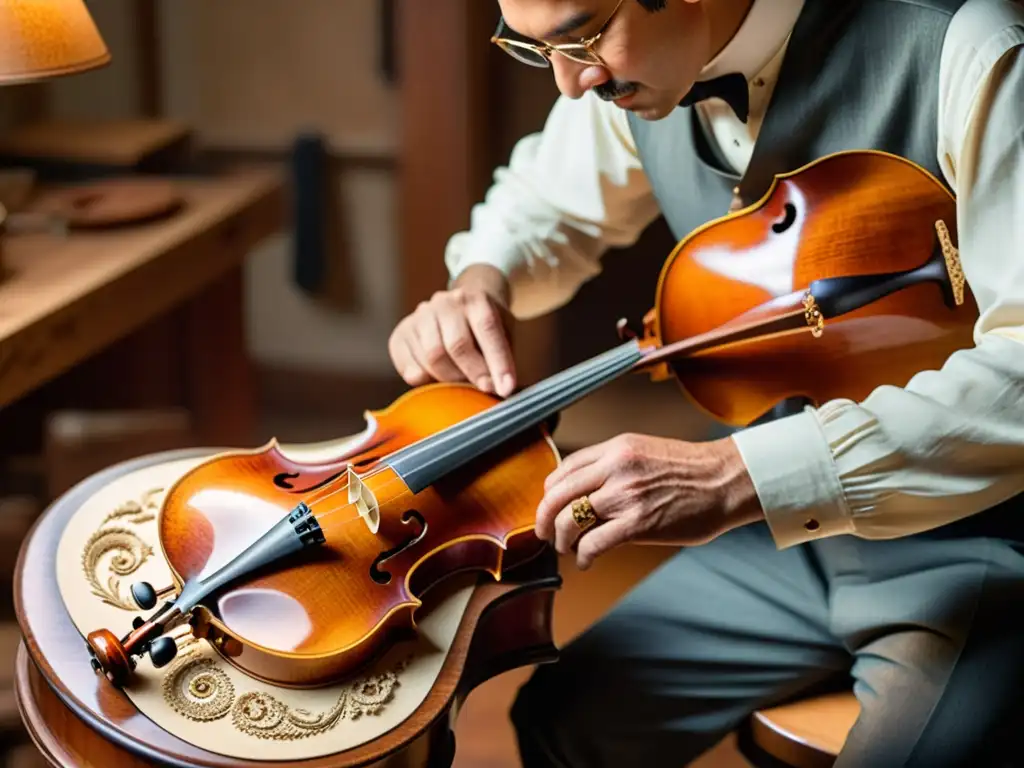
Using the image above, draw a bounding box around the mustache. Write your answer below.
[593,80,638,101]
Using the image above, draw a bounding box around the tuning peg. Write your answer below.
[147,636,178,668]
[131,582,157,610]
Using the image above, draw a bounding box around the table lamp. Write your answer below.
[0,0,111,85]
[0,0,111,279]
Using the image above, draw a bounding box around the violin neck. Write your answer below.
[388,341,645,493]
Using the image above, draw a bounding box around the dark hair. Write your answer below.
[637,0,667,10]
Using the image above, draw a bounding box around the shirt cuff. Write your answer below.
[730,408,854,549]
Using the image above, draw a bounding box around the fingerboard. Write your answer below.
[388,340,644,493]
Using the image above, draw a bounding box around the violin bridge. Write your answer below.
[934,219,965,306]
[802,292,824,338]
[348,467,380,534]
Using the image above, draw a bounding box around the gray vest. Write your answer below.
[627,0,968,240]
[628,0,1024,540]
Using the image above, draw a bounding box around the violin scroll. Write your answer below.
[86,629,133,686]
[86,617,180,687]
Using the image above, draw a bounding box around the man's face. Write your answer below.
[495,0,711,121]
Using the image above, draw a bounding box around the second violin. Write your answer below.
[85,149,977,690]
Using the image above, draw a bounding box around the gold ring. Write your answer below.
[571,496,598,532]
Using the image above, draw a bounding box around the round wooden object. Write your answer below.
[14,448,561,768]
[746,691,860,768]
[30,178,184,228]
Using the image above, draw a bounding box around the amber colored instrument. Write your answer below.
[85,149,977,689]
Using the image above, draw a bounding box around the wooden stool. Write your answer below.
[738,691,860,768]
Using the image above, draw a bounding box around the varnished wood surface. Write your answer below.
[0,118,191,166]
[16,644,154,768]
[651,150,978,426]
[0,167,284,410]
[125,384,558,688]
[748,691,859,768]
[15,448,561,767]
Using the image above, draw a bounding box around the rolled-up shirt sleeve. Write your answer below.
[445,91,661,319]
[732,0,1024,549]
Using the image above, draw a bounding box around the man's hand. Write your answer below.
[388,264,517,397]
[535,434,764,570]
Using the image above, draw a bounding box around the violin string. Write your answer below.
[295,344,624,528]
[302,464,401,514]
[309,472,416,528]
[297,462,389,508]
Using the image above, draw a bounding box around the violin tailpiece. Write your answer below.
[802,293,824,338]
[935,219,965,306]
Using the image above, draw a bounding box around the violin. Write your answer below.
[85,149,976,690]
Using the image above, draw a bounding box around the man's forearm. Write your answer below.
[443,92,659,320]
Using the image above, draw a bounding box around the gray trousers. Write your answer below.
[510,519,1024,767]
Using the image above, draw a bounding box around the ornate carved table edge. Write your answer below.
[13,447,563,767]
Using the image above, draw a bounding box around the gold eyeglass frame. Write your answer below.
[490,0,626,68]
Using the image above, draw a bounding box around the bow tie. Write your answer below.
[679,72,750,124]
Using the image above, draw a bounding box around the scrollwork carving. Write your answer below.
[102,487,164,526]
[79,483,411,742]
[81,527,154,610]
[161,640,406,741]
[81,488,165,610]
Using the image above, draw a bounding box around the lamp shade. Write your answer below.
[0,0,111,85]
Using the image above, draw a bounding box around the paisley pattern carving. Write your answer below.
[80,482,410,742]
[230,668,402,741]
[81,487,165,610]
[103,487,163,525]
[81,527,154,610]
[163,654,237,723]
[161,641,405,741]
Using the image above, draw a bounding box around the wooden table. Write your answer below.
[11,446,561,767]
[0,168,285,446]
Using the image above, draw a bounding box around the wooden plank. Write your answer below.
[0,118,190,166]
[397,0,495,314]
[0,169,285,410]
[183,266,257,446]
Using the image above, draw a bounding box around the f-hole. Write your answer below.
[772,203,797,234]
[370,510,428,584]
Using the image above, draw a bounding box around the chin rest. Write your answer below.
[738,690,860,768]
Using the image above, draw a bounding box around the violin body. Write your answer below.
[644,149,977,425]
[167,385,554,687]
[89,385,556,689]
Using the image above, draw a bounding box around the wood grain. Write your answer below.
[0,168,284,410]
[396,0,495,315]
[748,691,859,767]
[648,150,978,426]
[90,384,557,688]
[14,448,561,767]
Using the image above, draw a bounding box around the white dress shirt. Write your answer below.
[444,0,1024,550]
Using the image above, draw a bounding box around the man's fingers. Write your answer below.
[544,443,603,492]
[412,312,467,383]
[575,516,631,571]
[386,284,516,397]
[388,329,431,386]
[552,486,616,555]
[536,460,608,543]
[437,310,494,392]
[465,296,516,397]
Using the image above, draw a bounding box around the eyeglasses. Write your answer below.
[490,0,626,68]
